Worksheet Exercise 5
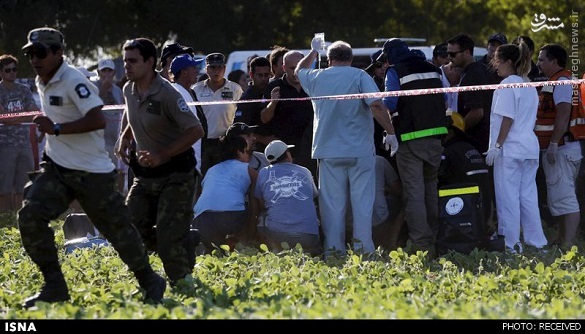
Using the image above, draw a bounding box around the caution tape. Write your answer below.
[1,78,583,120]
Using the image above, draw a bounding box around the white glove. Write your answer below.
[311,36,323,52]
[546,142,558,164]
[484,147,502,166]
[383,133,399,157]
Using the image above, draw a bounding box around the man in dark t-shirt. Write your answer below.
[233,56,273,152]
[447,33,493,154]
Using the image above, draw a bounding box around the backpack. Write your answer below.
[436,183,485,255]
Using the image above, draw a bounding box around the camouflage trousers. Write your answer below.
[127,171,195,282]
[17,160,151,272]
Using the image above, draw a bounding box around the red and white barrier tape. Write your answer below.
[1,78,583,120]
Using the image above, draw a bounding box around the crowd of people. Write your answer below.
[1,26,583,307]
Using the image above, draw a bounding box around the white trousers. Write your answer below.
[494,156,547,249]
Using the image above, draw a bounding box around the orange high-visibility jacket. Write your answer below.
[534,69,573,149]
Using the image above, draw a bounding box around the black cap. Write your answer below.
[365,50,384,72]
[226,122,258,137]
[206,53,226,65]
[433,43,448,58]
[382,38,410,65]
[160,43,193,66]
[488,33,507,45]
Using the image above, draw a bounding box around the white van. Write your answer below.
[225,45,487,74]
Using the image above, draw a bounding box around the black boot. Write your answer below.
[185,228,200,271]
[135,268,166,304]
[23,264,70,309]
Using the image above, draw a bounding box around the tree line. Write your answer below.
[0,0,582,78]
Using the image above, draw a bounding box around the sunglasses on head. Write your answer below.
[123,39,147,49]
[25,48,48,60]
[3,67,17,73]
[447,49,468,58]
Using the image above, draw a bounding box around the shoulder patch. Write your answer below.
[75,83,91,99]
[177,98,190,112]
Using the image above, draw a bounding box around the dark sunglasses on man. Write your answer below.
[447,49,468,58]
[3,67,17,73]
[26,48,47,60]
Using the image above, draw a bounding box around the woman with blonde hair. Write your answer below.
[484,42,547,253]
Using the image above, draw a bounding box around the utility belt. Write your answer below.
[129,147,195,178]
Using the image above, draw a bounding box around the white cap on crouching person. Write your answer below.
[264,140,294,163]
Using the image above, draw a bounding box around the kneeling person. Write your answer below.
[254,140,321,256]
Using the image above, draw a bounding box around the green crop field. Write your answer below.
[1,212,584,319]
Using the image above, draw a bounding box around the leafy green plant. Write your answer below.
[1,213,584,319]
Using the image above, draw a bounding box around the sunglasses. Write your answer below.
[25,48,48,60]
[374,61,386,69]
[3,67,17,73]
[124,39,144,48]
[207,65,225,69]
[447,49,468,58]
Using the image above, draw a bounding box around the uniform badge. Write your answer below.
[177,98,190,112]
[75,84,91,98]
[221,91,234,99]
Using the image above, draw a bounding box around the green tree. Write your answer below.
[1,0,582,79]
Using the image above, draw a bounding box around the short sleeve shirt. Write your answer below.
[253,162,319,235]
[489,75,539,160]
[0,82,39,147]
[297,66,379,159]
[458,61,493,153]
[124,74,201,153]
[261,75,313,145]
[192,79,243,139]
[37,61,114,172]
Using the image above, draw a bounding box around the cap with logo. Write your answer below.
[264,140,295,163]
[170,54,204,76]
[98,59,115,71]
[226,122,258,137]
[487,33,508,45]
[22,27,65,50]
[206,53,226,65]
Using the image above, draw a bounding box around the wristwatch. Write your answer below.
[53,123,62,136]
[495,143,502,149]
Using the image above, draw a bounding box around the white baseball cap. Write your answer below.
[264,140,294,163]
[98,59,115,71]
